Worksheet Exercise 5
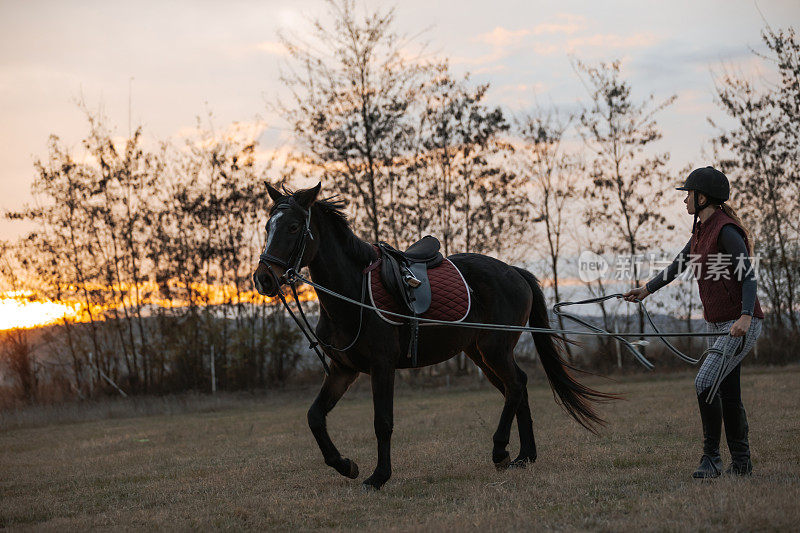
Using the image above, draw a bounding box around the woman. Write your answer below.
[622,166,764,479]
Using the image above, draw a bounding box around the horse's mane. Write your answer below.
[273,186,376,265]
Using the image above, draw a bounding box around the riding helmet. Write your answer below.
[676,166,730,203]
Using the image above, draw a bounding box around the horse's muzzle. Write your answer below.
[253,262,283,297]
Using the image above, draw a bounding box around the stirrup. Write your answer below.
[403,268,422,288]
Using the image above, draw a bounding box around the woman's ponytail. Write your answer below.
[720,202,753,255]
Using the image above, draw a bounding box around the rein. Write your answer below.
[279,270,733,372]
[262,264,368,376]
[257,202,737,377]
[288,271,368,354]
[258,200,368,376]
[553,295,702,370]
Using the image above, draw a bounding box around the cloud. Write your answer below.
[712,54,772,82]
[500,82,547,94]
[253,41,289,57]
[529,43,561,56]
[566,33,658,52]
[472,64,508,74]
[475,27,530,48]
[173,120,269,150]
[225,41,289,59]
[474,14,586,49]
[466,25,554,65]
[629,41,761,85]
[532,14,587,36]
[673,89,712,115]
[492,82,548,109]
[467,16,652,65]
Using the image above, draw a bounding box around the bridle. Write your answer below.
[259,199,313,277]
[257,200,367,375]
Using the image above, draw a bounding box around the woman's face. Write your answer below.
[684,190,707,215]
[684,191,694,214]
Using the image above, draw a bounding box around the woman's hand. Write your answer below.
[621,286,650,302]
[730,314,752,337]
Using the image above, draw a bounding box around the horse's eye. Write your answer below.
[288,223,300,233]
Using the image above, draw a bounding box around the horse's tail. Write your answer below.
[514,267,619,433]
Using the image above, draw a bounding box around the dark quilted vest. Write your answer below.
[690,208,765,322]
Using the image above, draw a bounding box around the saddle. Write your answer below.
[366,236,469,367]
[377,235,443,317]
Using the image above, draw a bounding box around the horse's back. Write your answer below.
[446,252,535,322]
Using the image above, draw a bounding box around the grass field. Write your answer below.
[1,366,799,531]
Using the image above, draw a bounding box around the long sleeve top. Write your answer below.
[644,224,757,316]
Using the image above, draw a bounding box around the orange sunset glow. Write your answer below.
[0,284,316,331]
[0,290,81,330]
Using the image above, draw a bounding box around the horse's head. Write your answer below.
[253,182,322,297]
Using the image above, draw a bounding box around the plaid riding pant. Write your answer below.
[694,316,763,395]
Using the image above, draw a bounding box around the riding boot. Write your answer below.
[722,398,753,476]
[692,390,723,479]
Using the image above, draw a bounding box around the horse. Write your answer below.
[252,182,616,490]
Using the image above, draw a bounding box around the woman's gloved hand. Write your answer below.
[621,286,650,302]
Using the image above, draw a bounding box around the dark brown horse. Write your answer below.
[253,183,615,490]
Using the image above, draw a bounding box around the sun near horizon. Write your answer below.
[0,290,80,331]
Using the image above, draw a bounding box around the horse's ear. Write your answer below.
[265,182,283,203]
[295,182,322,210]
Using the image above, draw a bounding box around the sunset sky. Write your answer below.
[1,0,798,242]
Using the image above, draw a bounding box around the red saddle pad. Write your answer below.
[366,257,471,325]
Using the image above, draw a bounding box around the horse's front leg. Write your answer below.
[307,360,360,479]
[362,361,396,490]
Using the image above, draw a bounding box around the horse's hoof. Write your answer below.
[509,458,529,469]
[494,454,511,471]
[362,473,387,490]
[330,457,359,479]
[510,453,536,469]
[345,458,359,479]
[361,481,380,492]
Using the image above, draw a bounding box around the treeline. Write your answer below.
[1,1,798,404]
[0,116,310,400]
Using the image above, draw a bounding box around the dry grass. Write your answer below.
[1,366,798,531]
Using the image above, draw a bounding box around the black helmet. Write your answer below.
[676,166,730,234]
[676,166,729,203]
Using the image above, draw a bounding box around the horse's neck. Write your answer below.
[307,218,372,317]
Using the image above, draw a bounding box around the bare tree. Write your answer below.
[575,59,677,338]
[567,212,628,368]
[417,67,523,257]
[709,25,800,334]
[515,108,581,357]
[278,0,427,244]
[0,329,38,403]
[5,108,306,397]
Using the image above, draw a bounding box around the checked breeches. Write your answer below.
[695,317,762,396]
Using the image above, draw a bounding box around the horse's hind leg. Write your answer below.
[474,334,526,470]
[307,360,360,479]
[466,348,536,468]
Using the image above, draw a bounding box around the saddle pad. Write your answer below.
[368,258,471,325]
